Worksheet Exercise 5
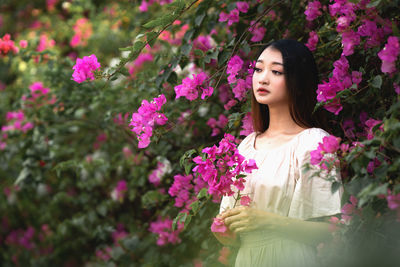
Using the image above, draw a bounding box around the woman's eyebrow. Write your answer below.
[256,59,283,66]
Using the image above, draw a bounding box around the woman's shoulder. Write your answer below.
[296,127,330,154]
[237,132,258,152]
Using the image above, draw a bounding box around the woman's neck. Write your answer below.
[266,104,305,136]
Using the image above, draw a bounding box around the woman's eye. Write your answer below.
[254,67,262,72]
[272,70,283,75]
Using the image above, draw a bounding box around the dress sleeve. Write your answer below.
[288,130,343,220]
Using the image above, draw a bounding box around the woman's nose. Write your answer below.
[259,70,269,85]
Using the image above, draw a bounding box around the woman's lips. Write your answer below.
[257,88,270,94]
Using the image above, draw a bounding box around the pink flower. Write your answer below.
[240,195,251,206]
[219,9,239,26]
[341,30,360,56]
[324,98,343,115]
[305,31,318,51]
[19,40,28,48]
[304,1,322,21]
[128,53,153,77]
[378,36,399,74]
[36,33,55,52]
[0,34,18,55]
[236,2,249,13]
[207,114,228,136]
[240,112,254,136]
[394,83,400,95]
[129,94,168,148]
[174,72,213,101]
[70,18,93,48]
[211,217,228,233]
[72,54,101,83]
[310,147,323,165]
[227,55,244,84]
[365,118,383,140]
[320,135,341,153]
[249,22,266,42]
[148,217,183,246]
[351,71,362,85]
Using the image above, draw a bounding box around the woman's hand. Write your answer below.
[220,206,283,234]
[212,214,239,247]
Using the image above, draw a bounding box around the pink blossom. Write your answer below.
[148,217,183,246]
[341,195,359,223]
[351,71,362,85]
[207,114,228,136]
[324,98,343,115]
[174,72,213,101]
[72,54,101,83]
[96,246,112,261]
[320,135,341,153]
[224,99,237,110]
[129,94,168,148]
[305,31,318,51]
[227,55,244,84]
[304,1,322,21]
[0,34,18,55]
[310,147,323,165]
[219,9,239,26]
[168,174,193,208]
[139,0,149,12]
[387,193,400,211]
[236,2,249,13]
[232,78,249,100]
[36,34,55,52]
[240,112,254,136]
[240,195,251,206]
[367,157,381,173]
[193,35,214,52]
[211,217,228,233]
[378,36,400,74]
[341,30,360,56]
[249,22,266,42]
[70,18,93,47]
[19,40,28,48]
[365,118,383,140]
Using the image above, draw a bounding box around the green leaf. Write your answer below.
[181,43,192,56]
[184,162,193,175]
[119,46,132,52]
[218,50,231,66]
[172,212,187,231]
[366,0,381,8]
[15,168,30,185]
[195,12,206,26]
[197,188,208,199]
[146,31,159,47]
[193,49,204,57]
[189,200,199,213]
[371,75,382,89]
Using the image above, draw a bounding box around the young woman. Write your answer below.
[214,39,343,267]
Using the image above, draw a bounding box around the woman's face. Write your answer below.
[252,47,289,107]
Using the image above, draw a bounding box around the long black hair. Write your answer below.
[251,39,327,132]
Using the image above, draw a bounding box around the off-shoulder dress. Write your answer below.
[219,128,343,267]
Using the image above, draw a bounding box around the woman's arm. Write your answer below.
[220,206,339,247]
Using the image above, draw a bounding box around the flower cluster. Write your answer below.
[70,18,93,48]
[239,112,253,137]
[305,31,318,51]
[22,81,57,107]
[248,21,266,43]
[317,56,362,115]
[304,0,322,21]
[1,110,34,133]
[310,135,342,170]
[174,72,213,101]
[207,114,228,137]
[377,36,399,74]
[138,0,173,12]
[36,33,56,53]
[148,217,184,246]
[0,34,18,56]
[341,195,362,223]
[168,174,194,209]
[226,55,252,101]
[192,133,257,199]
[72,54,101,83]
[129,94,168,148]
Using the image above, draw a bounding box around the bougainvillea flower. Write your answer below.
[72,54,101,83]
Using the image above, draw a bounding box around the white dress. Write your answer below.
[219,128,343,267]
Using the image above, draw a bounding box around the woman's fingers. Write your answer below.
[220,206,246,219]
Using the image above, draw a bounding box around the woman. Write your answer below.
[213,39,343,267]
